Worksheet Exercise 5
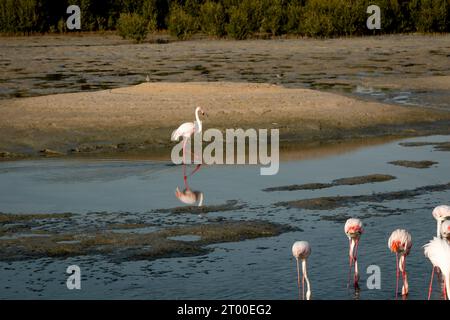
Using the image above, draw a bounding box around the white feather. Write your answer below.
[432,205,450,220]
[388,229,412,255]
[171,122,195,141]
[424,237,450,277]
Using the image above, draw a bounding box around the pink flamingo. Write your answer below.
[344,218,363,289]
[292,241,312,300]
[175,186,203,206]
[429,205,450,297]
[171,107,205,184]
[388,229,412,298]
[424,237,450,300]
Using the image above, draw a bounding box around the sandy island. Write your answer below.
[0,81,449,159]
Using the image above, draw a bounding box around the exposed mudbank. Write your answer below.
[263,174,395,192]
[152,200,245,214]
[319,205,410,222]
[388,160,438,169]
[399,141,450,151]
[0,212,72,224]
[275,182,450,210]
[0,151,29,161]
[0,215,294,262]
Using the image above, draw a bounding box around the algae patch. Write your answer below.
[263,174,396,192]
[0,219,294,262]
[388,160,438,169]
[276,182,450,210]
[399,141,450,151]
[152,200,245,214]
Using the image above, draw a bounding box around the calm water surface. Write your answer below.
[0,135,449,299]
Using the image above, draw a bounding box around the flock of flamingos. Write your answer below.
[171,107,450,300]
[292,206,450,301]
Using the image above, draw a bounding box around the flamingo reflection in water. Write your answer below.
[175,186,204,207]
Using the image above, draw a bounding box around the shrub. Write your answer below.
[117,13,149,43]
[57,18,66,33]
[200,1,227,37]
[410,0,449,32]
[286,3,304,35]
[226,5,251,39]
[141,0,158,32]
[331,0,369,36]
[261,0,285,36]
[301,0,335,37]
[167,4,198,40]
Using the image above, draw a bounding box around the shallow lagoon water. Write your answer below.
[0,135,450,299]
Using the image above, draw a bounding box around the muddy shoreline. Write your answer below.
[1,82,449,161]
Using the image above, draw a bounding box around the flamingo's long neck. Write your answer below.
[437,219,443,238]
[195,108,202,133]
[302,259,311,300]
[349,238,360,288]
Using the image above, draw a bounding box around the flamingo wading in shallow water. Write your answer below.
[424,237,450,300]
[344,218,363,289]
[171,106,205,181]
[388,229,412,298]
[292,241,312,300]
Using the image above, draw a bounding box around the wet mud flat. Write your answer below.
[388,160,438,169]
[1,33,449,106]
[0,212,294,262]
[1,82,450,160]
[263,173,396,192]
[1,34,450,159]
[399,141,450,151]
[276,181,450,211]
[0,134,450,299]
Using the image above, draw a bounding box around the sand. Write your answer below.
[0,81,449,158]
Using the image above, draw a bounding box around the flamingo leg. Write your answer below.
[302,270,305,300]
[296,258,301,300]
[182,138,188,181]
[353,238,359,289]
[443,278,447,299]
[395,252,399,299]
[183,176,189,190]
[401,255,408,296]
[428,266,435,300]
[189,164,202,177]
[347,238,352,289]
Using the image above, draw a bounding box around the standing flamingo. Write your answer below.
[432,205,450,238]
[441,220,450,242]
[344,218,363,289]
[424,237,450,300]
[292,241,312,300]
[171,106,205,182]
[388,229,412,298]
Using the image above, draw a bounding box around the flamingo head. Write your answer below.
[389,240,410,254]
[388,229,412,255]
[344,218,363,239]
[441,220,450,240]
[432,205,450,221]
[292,241,311,260]
[196,106,205,116]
